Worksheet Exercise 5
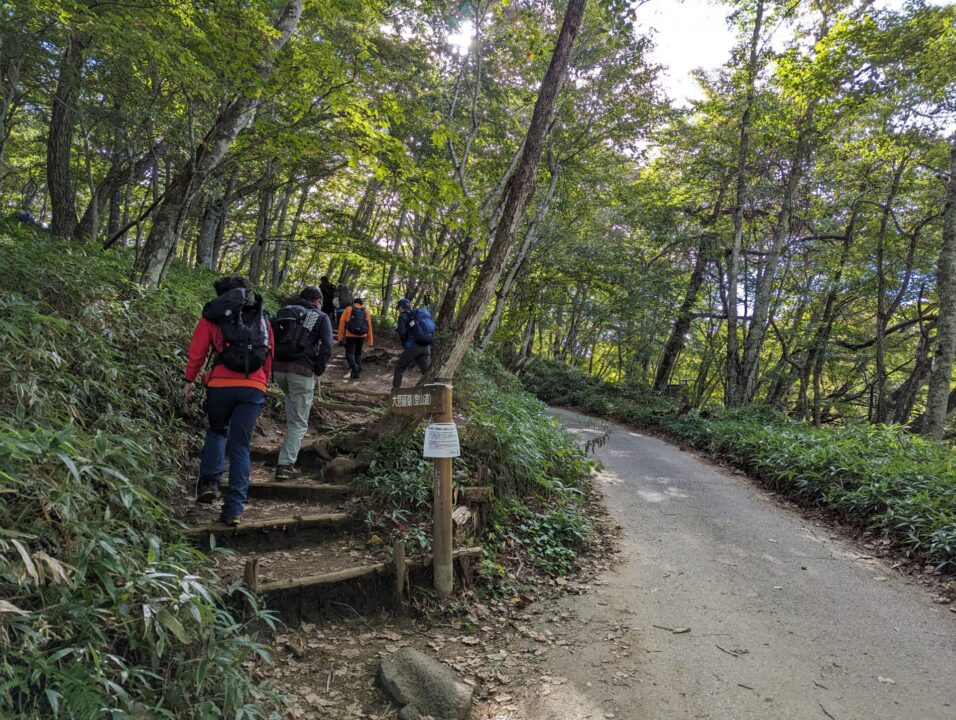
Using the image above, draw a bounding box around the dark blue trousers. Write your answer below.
[199,386,264,519]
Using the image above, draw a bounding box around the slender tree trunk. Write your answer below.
[430,0,586,379]
[734,99,816,405]
[361,0,587,446]
[381,208,407,321]
[809,209,858,425]
[75,140,166,241]
[212,168,238,270]
[725,0,763,406]
[133,0,302,285]
[654,245,709,391]
[874,164,905,422]
[277,186,307,287]
[47,31,91,238]
[479,156,560,349]
[924,141,956,439]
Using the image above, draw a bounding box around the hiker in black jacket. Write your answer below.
[319,276,336,316]
[271,286,333,480]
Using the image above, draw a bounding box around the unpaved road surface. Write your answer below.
[498,409,956,720]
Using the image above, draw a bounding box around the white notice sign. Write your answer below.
[423,423,461,458]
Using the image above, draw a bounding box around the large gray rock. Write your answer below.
[323,456,358,483]
[379,647,473,720]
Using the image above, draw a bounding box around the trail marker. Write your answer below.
[389,382,456,598]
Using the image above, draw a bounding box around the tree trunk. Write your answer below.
[874,164,906,422]
[211,167,239,270]
[133,0,303,286]
[362,0,587,445]
[381,208,407,321]
[75,140,167,241]
[733,99,816,405]
[654,246,709,391]
[725,0,763,406]
[923,141,956,439]
[430,0,586,379]
[478,155,560,349]
[47,31,91,238]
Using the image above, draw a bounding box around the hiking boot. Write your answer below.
[195,477,219,504]
[275,464,301,481]
[218,512,241,527]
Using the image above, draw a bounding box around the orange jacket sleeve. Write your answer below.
[367,311,373,346]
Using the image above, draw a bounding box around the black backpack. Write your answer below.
[202,289,270,376]
[345,306,369,335]
[272,304,320,361]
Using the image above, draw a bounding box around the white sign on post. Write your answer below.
[423,422,461,458]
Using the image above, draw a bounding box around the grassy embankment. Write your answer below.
[521,359,956,571]
[0,225,594,718]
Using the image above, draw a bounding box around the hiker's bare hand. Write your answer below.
[183,382,195,398]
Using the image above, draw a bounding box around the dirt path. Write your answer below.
[486,408,956,720]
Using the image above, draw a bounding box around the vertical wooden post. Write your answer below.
[393,540,407,608]
[430,383,454,598]
[243,557,260,593]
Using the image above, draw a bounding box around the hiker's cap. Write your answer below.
[353,297,364,305]
[397,298,411,309]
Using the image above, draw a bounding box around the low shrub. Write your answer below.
[356,351,594,575]
[0,226,282,718]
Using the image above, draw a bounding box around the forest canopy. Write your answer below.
[1,0,955,436]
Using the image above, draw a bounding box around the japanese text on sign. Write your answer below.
[393,391,434,408]
[423,423,461,458]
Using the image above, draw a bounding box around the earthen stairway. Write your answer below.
[180,348,488,619]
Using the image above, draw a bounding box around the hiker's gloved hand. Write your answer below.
[183,381,195,398]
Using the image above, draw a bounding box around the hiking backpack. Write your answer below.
[272,304,322,361]
[202,290,270,376]
[345,307,369,335]
[409,308,436,345]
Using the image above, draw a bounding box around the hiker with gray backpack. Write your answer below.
[271,286,333,481]
[392,298,435,389]
[184,275,273,526]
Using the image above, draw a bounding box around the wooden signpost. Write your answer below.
[390,382,457,598]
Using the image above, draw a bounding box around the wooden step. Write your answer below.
[219,480,351,502]
[183,511,352,544]
[254,545,484,594]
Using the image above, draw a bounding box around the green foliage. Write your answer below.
[522,358,956,570]
[456,352,591,499]
[0,226,281,719]
[505,502,592,575]
[356,351,594,575]
[357,433,433,511]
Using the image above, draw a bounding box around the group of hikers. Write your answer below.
[183,275,437,526]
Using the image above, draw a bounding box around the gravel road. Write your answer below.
[502,408,956,720]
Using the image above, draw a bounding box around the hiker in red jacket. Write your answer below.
[183,275,273,526]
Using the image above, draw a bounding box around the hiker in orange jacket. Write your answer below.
[337,297,373,379]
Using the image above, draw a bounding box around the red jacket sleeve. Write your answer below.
[184,317,213,383]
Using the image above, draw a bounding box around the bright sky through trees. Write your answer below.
[639,0,952,105]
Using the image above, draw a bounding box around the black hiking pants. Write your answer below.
[345,337,365,378]
[392,344,431,389]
